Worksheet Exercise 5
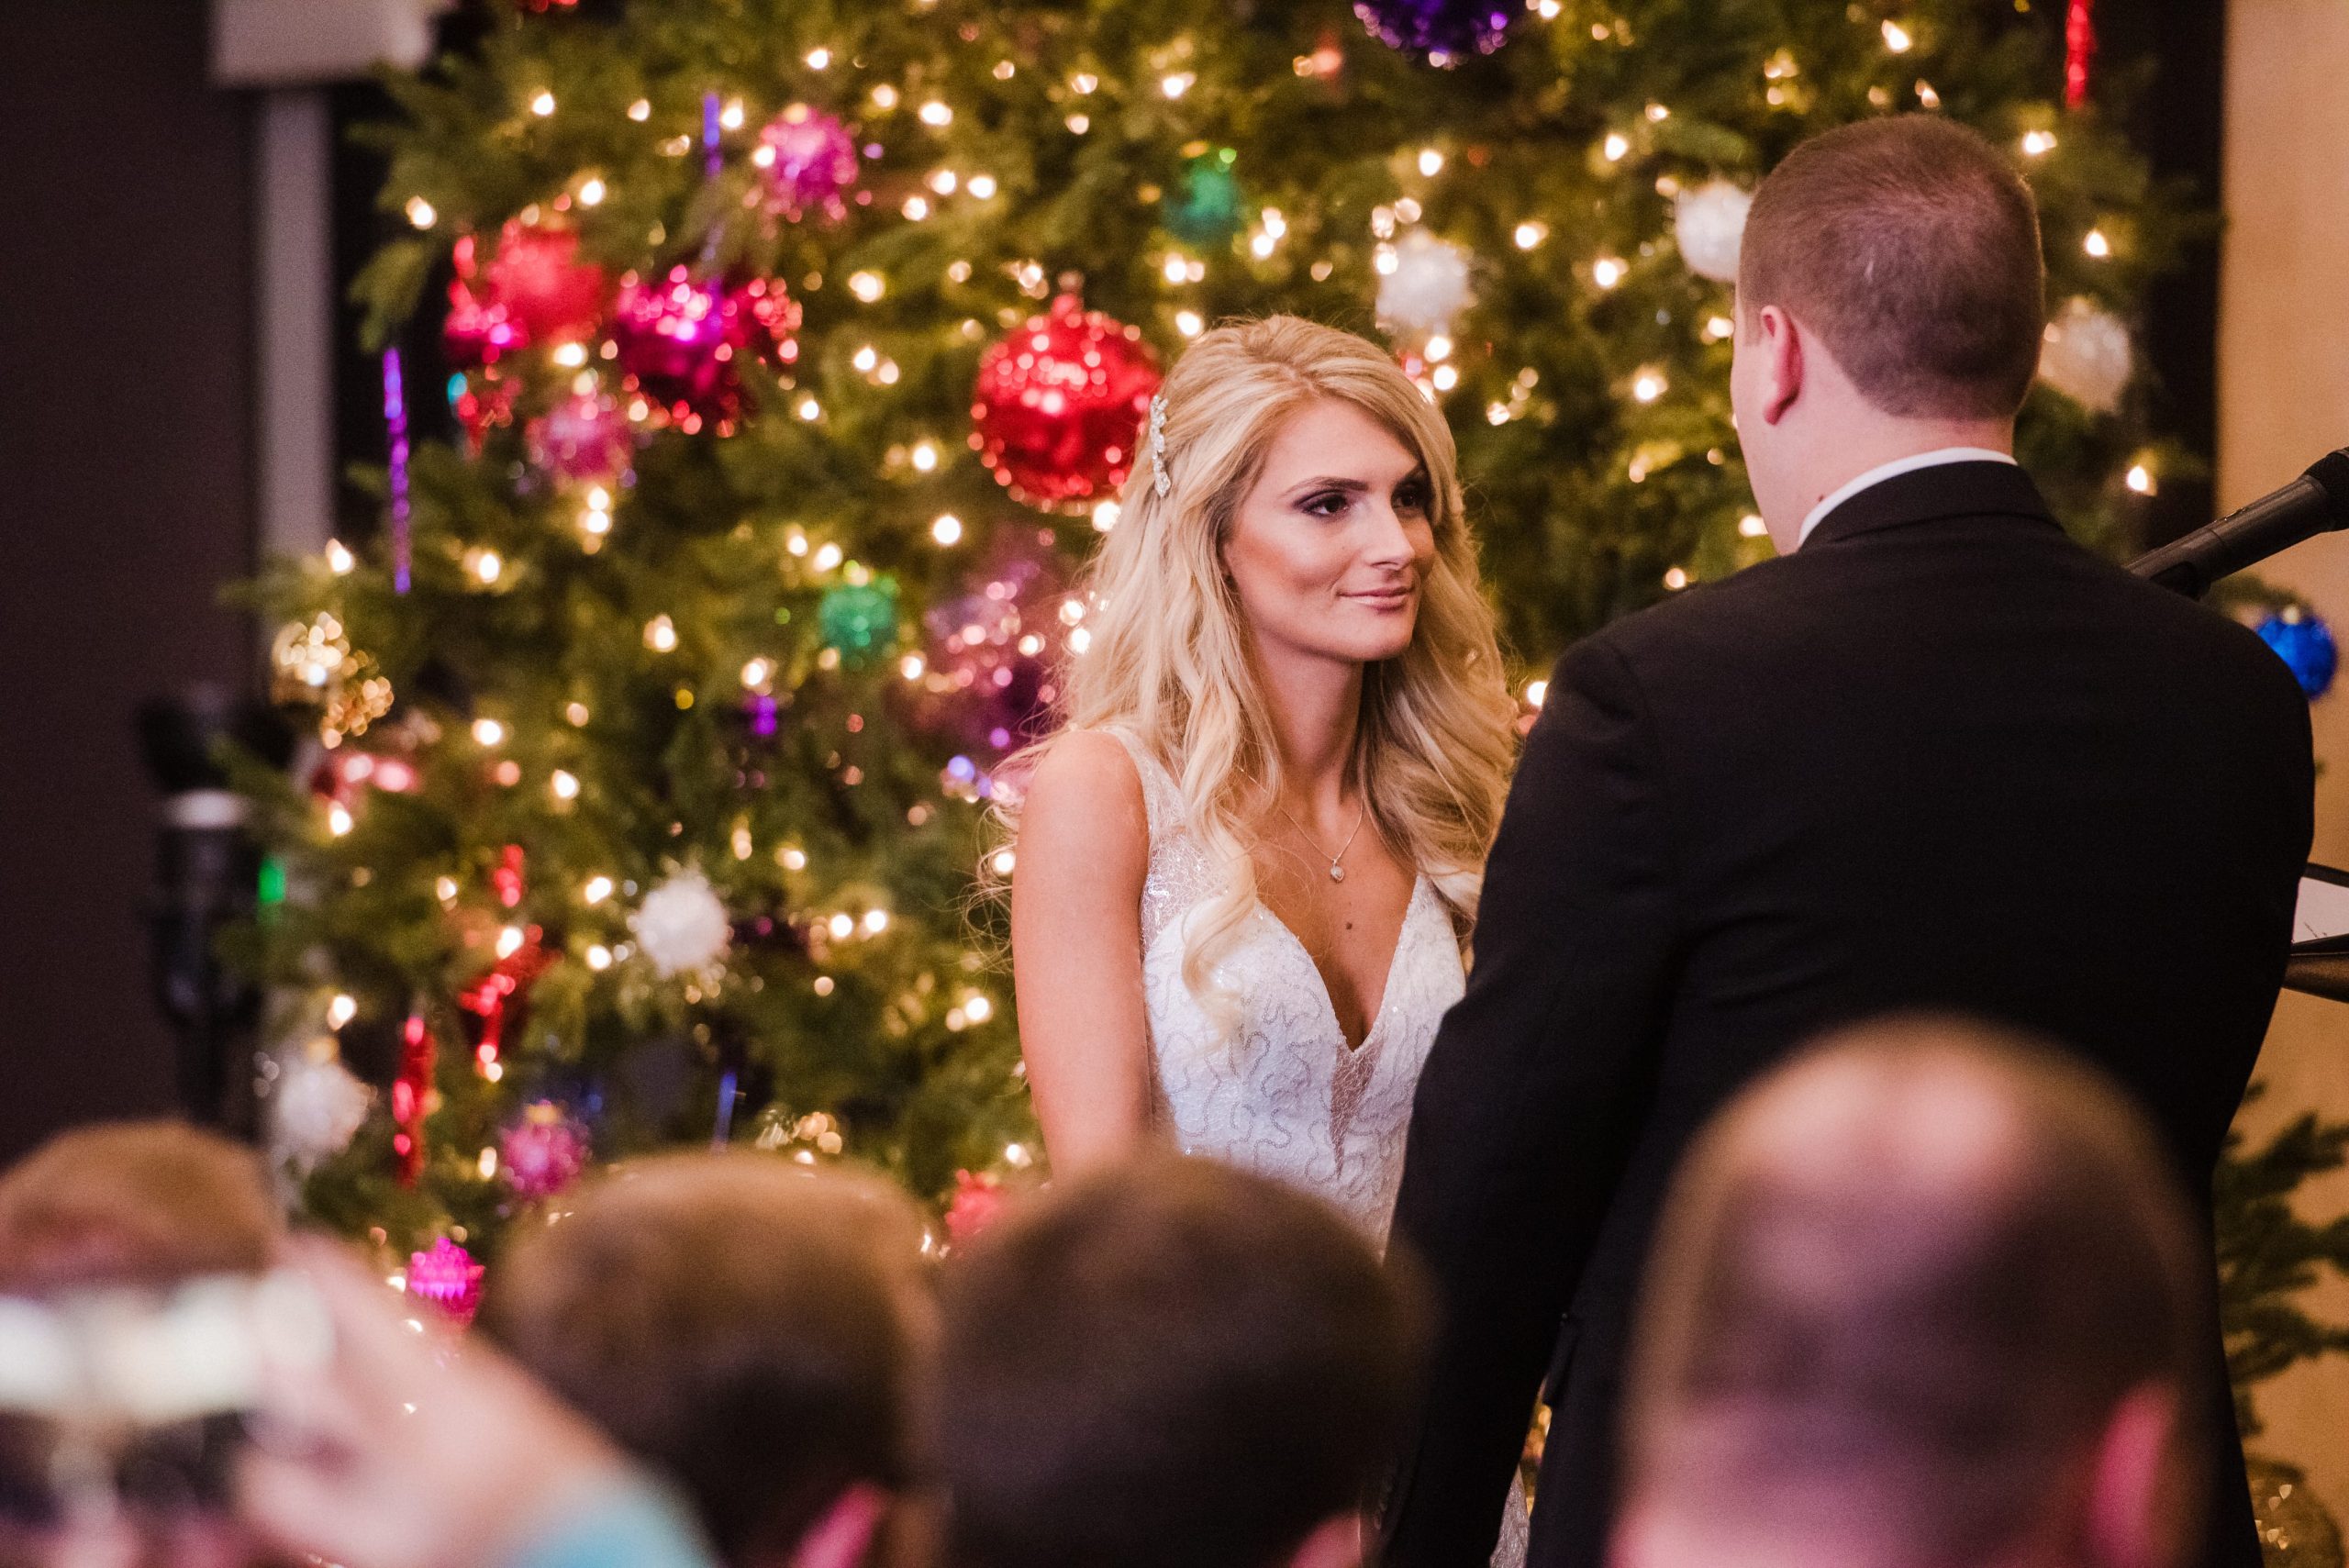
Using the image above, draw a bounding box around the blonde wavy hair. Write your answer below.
[1011,315,1517,1025]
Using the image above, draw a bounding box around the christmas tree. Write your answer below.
[233,0,2188,1267]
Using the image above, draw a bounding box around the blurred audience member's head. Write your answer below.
[0,1120,282,1568]
[0,1119,278,1293]
[930,1154,1429,1568]
[483,1151,931,1568]
[1617,1017,2207,1568]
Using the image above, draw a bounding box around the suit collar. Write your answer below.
[1800,460,2057,550]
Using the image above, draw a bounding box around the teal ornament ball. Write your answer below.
[819,578,901,667]
[1164,151,1246,247]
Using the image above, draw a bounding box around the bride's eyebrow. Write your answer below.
[1285,468,1428,497]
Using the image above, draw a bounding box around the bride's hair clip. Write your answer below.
[1148,393,1171,498]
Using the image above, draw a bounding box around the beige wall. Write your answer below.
[2221,0,2349,1520]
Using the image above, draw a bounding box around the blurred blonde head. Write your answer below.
[1020,315,1515,1022]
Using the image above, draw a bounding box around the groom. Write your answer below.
[1381,117,2313,1568]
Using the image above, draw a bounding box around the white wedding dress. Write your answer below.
[1107,730,1532,1568]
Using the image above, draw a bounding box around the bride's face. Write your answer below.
[1221,398,1436,672]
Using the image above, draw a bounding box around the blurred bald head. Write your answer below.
[1618,1017,2206,1568]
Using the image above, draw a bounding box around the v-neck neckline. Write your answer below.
[1256,874,1428,1055]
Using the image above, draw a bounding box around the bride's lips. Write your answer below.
[1344,585,1415,611]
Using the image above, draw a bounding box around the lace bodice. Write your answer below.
[1108,729,1466,1241]
[1102,730,1529,1568]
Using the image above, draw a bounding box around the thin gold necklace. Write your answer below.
[1268,795,1368,883]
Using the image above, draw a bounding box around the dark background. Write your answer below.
[0,0,2232,1162]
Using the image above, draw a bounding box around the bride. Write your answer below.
[1008,315,1525,1558]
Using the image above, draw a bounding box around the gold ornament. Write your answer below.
[272,613,395,744]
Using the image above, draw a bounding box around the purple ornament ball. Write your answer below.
[1354,0,1515,61]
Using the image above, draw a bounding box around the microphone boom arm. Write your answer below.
[2130,448,2349,598]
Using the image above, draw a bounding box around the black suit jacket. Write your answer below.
[1381,462,2314,1568]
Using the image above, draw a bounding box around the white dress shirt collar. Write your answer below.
[1795,447,2019,549]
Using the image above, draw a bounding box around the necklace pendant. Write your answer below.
[1330,863,1345,883]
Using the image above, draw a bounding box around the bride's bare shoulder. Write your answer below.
[1018,730,1149,857]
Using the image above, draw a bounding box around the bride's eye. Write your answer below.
[1298,490,1353,518]
[1394,480,1431,515]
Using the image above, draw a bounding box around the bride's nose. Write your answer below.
[1359,501,1419,571]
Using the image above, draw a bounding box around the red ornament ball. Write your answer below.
[485,219,607,342]
[611,267,797,431]
[730,275,803,369]
[443,277,525,373]
[945,1170,1010,1245]
[972,295,1162,511]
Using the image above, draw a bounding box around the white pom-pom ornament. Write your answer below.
[271,1044,373,1170]
[1675,180,1753,284]
[632,868,732,976]
[1377,230,1475,334]
[2037,296,2133,414]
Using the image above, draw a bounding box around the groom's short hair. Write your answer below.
[1621,1017,2207,1565]
[1740,116,2046,420]
[930,1155,1431,1568]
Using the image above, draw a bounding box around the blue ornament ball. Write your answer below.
[2256,608,2337,699]
[1354,0,1514,61]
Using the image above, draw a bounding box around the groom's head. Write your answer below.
[1732,117,2046,548]
[1615,1018,2207,1568]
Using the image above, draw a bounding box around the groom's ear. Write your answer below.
[1757,305,1805,425]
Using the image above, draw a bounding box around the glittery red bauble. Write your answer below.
[486,220,607,342]
[443,277,525,373]
[526,390,634,482]
[972,295,1162,511]
[611,267,797,430]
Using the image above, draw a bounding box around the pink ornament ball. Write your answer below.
[971,295,1162,512]
[526,391,634,483]
[611,267,797,431]
[499,1103,591,1201]
[755,106,861,221]
[406,1237,486,1325]
[612,267,748,430]
[486,220,607,343]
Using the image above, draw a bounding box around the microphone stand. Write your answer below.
[2132,447,2349,1002]
[135,686,293,1135]
[2129,447,2349,598]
